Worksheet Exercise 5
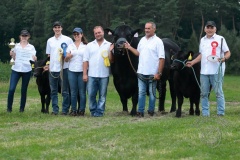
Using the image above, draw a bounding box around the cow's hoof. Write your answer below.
[130,111,136,116]
[170,109,176,113]
[158,110,168,115]
[195,110,200,116]
[176,111,181,118]
[189,110,194,115]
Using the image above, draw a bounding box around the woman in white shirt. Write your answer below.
[65,27,88,116]
[7,29,37,112]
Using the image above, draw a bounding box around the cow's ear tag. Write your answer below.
[31,64,34,69]
[188,53,192,60]
[134,33,138,37]
[108,31,112,35]
[46,61,50,65]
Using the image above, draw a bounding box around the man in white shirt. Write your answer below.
[186,21,231,116]
[46,21,73,115]
[124,22,165,117]
[83,26,113,117]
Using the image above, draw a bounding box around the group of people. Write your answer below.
[7,20,230,117]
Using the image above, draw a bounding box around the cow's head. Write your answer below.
[171,51,194,70]
[30,57,50,77]
[105,25,141,54]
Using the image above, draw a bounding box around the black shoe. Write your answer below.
[51,112,58,115]
[217,114,224,117]
[19,109,24,112]
[148,111,154,116]
[69,111,77,116]
[136,112,144,117]
[61,112,67,116]
[7,109,12,113]
[78,111,85,116]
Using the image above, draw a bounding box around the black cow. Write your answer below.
[105,25,140,116]
[170,51,201,117]
[30,57,51,113]
[105,25,179,116]
[158,38,180,113]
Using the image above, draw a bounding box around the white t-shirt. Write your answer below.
[83,39,111,78]
[199,34,229,75]
[12,43,36,72]
[67,42,86,72]
[137,34,165,75]
[46,34,73,72]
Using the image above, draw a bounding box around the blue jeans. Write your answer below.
[49,71,61,114]
[137,74,157,114]
[88,76,109,116]
[200,74,225,116]
[62,69,70,113]
[68,71,86,112]
[7,70,31,112]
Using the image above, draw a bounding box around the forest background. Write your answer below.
[0,0,240,75]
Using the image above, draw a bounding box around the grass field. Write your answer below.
[0,69,239,159]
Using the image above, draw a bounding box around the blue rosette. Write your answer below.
[61,42,68,57]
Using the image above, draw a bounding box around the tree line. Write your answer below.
[0,0,240,74]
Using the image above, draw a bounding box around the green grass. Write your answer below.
[0,70,239,159]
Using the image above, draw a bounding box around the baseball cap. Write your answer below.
[20,30,30,36]
[53,21,62,27]
[73,27,83,33]
[205,21,216,27]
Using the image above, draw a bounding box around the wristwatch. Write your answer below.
[157,72,162,76]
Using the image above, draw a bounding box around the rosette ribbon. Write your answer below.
[61,43,68,57]
[101,50,110,67]
[207,41,219,62]
[58,48,63,61]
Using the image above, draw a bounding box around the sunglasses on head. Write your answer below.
[21,35,28,37]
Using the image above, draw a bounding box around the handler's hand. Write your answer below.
[124,42,131,49]
[186,61,193,67]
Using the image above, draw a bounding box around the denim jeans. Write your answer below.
[62,69,70,113]
[7,70,31,112]
[68,71,86,112]
[87,76,109,116]
[200,74,225,116]
[49,71,61,114]
[137,74,157,114]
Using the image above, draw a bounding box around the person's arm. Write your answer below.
[10,48,16,60]
[109,43,114,63]
[124,42,140,56]
[83,61,89,82]
[186,54,202,67]
[154,58,165,80]
[220,50,231,62]
[65,52,73,62]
